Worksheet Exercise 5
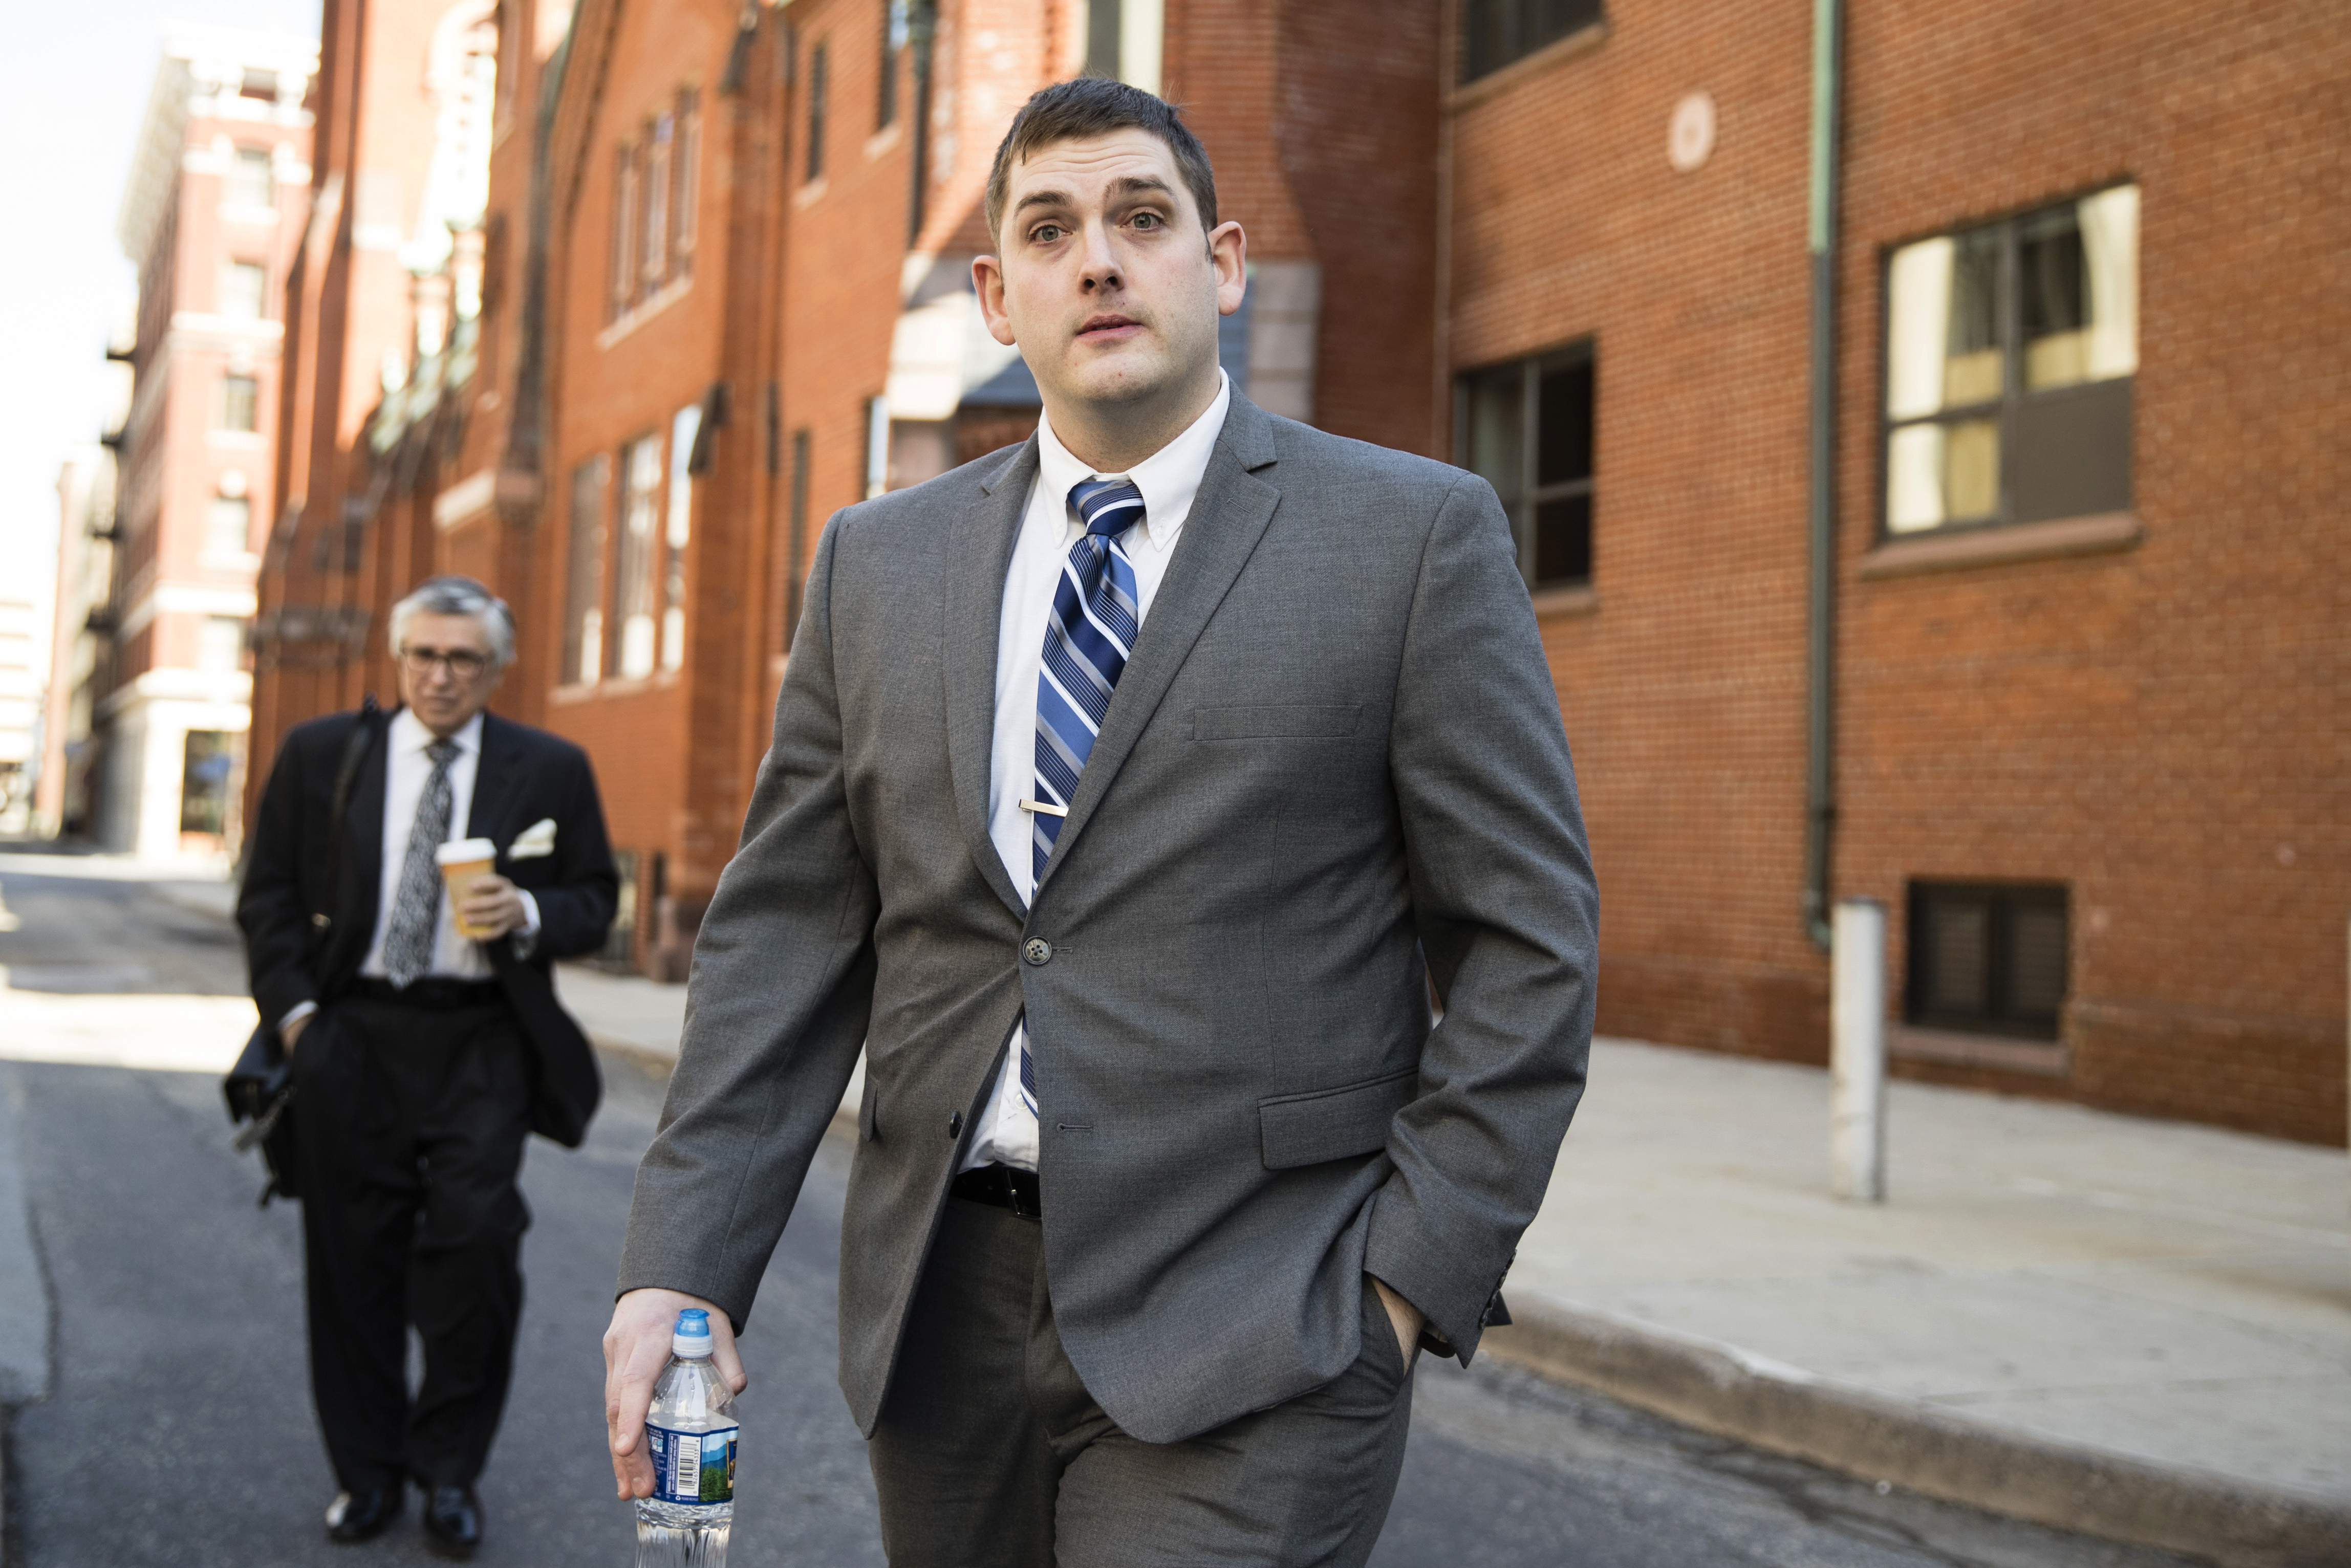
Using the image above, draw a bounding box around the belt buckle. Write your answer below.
[1005,1168,1040,1220]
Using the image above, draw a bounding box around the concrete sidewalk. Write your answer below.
[554,963,2345,1563]
[1490,1039,2348,1566]
[555,961,867,1121]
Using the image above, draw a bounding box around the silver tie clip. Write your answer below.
[1019,798,1068,817]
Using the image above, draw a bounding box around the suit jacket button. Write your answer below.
[946,1110,964,1139]
[1023,938,1051,966]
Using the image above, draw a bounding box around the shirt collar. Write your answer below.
[391,707,484,758]
[1034,369,1232,557]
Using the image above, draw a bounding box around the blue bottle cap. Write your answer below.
[672,1308,714,1357]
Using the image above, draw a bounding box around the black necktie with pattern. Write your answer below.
[382,738,459,987]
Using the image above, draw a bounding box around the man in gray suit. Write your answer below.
[605,78,1597,1565]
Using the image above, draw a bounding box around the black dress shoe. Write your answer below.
[421,1484,483,1559]
[325,1487,402,1542]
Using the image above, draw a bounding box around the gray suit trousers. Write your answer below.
[870,1197,1414,1568]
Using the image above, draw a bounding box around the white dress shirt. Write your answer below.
[278,708,538,1034]
[360,708,499,981]
[963,371,1234,1173]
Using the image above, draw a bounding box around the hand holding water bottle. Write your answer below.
[609,1297,746,1564]
[605,1288,747,1499]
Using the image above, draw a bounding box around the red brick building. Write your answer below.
[250,0,2349,1143]
[1435,0,2345,1142]
[96,29,319,861]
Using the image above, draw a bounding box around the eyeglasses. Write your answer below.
[399,646,493,680]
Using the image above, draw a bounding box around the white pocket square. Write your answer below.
[508,818,558,860]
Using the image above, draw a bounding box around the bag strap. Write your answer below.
[318,694,383,937]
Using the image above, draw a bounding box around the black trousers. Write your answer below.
[868,1196,1415,1567]
[291,993,534,1493]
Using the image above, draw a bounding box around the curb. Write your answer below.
[1480,1296,2351,1568]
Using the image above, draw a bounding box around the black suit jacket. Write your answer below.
[237,705,621,1146]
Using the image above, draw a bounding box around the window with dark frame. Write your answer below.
[1457,344,1596,591]
[613,433,664,679]
[219,374,259,432]
[673,90,700,274]
[1906,882,2069,1041]
[609,91,702,323]
[807,40,829,182]
[877,1,904,128]
[227,146,274,206]
[641,113,673,293]
[564,453,611,684]
[610,144,638,321]
[1883,185,2138,537]
[1460,0,1604,84]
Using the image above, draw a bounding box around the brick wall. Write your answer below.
[1448,0,1825,1063]
[1450,0,2348,1141]
[1832,0,2350,1140]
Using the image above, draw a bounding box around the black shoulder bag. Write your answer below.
[223,697,381,1206]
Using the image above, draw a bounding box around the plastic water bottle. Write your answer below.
[635,1309,739,1567]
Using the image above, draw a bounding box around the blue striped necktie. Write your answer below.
[1020,476,1143,1112]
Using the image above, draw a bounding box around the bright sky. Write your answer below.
[1,1,320,670]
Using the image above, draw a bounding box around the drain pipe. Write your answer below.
[1802,0,1845,951]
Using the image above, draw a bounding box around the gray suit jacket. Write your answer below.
[619,393,1597,1444]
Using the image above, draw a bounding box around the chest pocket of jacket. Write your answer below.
[1258,1066,1416,1169]
[1193,704,1362,742]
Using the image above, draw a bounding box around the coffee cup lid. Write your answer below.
[435,838,498,865]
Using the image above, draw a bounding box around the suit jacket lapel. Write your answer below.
[1038,396,1283,891]
[334,726,389,976]
[468,711,526,852]
[946,438,1041,919]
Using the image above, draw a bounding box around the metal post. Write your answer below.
[1800,0,1845,953]
[1832,896,1887,1202]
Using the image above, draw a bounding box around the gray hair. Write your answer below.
[387,575,517,668]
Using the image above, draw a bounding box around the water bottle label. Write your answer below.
[647,1422,738,1506]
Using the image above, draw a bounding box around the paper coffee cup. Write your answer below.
[435,838,499,939]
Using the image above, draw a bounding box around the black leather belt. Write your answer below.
[350,976,504,1010]
[951,1163,1042,1219]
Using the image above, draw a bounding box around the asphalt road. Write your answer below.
[0,860,2193,1568]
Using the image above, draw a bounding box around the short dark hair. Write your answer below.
[984,78,1218,246]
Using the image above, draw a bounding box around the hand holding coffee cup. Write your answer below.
[435,839,502,940]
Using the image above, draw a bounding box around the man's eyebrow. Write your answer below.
[1011,175,1176,221]
[1012,188,1073,218]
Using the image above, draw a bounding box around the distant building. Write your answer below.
[35,449,121,840]
[248,0,2347,1146]
[99,28,318,860]
[0,593,37,835]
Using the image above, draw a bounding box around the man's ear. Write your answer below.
[972,253,1018,348]
[1210,220,1248,319]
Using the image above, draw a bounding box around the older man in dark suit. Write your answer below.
[241,575,617,1558]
